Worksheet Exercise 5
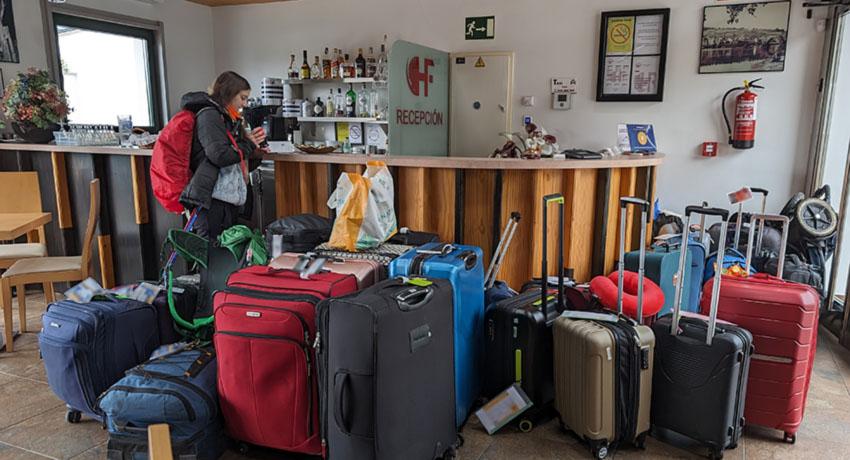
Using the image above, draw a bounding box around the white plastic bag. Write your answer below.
[327,161,397,251]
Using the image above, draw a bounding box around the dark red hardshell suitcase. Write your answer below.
[700,213,820,443]
[213,266,358,455]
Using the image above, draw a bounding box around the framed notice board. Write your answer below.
[596,9,670,102]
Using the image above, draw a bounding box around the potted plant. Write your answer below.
[1,68,70,144]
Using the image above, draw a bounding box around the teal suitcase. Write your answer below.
[625,244,699,315]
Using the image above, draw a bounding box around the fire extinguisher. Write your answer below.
[722,79,765,150]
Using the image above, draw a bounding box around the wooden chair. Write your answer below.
[147,424,174,460]
[0,172,51,289]
[0,179,99,352]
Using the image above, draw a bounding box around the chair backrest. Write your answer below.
[147,424,174,460]
[81,179,100,278]
[0,172,42,213]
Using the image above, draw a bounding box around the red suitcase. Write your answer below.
[213,265,358,455]
[700,213,820,443]
[269,252,384,289]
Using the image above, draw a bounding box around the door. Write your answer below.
[449,52,514,157]
[818,8,850,342]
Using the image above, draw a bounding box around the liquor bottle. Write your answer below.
[322,47,332,80]
[301,98,313,118]
[299,50,310,80]
[376,36,388,81]
[330,48,340,79]
[355,48,366,78]
[338,53,347,80]
[345,84,356,117]
[325,88,335,117]
[366,46,377,78]
[313,96,325,117]
[311,56,322,80]
[358,84,370,117]
[287,54,298,79]
[335,88,345,116]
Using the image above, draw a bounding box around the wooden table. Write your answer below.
[0,212,53,241]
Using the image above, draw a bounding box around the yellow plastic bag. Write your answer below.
[327,161,397,251]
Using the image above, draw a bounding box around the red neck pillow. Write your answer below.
[589,271,664,319]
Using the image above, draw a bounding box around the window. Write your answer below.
[52,13,163,130]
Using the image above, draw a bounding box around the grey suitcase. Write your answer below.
[317,277,459,460]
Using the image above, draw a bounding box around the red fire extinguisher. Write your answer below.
[722,79,765,150]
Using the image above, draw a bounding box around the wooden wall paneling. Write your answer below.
[424,168,456,242]
[130,155,149,225]
[66,154,96,272]
[500,170,534,290]
[603,169,623,275]
[93,155,120,287]
[396,167,426,231]
[530,170,565,282]
[591,169,612,277]
[0,151,18,171]
[21,153,65,259]
[297,162,316,214]
[564,169,599,283]
[143,156,181,278]
[462,170,495,268]
[275,162,302,217]
[633,166,657,247]
[618,167,638,254]
[105,155,152,283]
[454,170,465,243]
[313,164,330,217]
[97,235,116,289]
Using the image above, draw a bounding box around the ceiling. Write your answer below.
[185,0,292,6]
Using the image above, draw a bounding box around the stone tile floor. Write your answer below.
[1,293,849,459]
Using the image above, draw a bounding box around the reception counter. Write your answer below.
[270,152,663,288]
[0,143,662,288]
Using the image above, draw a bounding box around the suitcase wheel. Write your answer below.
[634,432,648,450]
[237,443,251,455]
[518,419,534,433]
[590,441,609,459]
[710,448,724,460]
[65,409,81,424]
[784,432,797,444]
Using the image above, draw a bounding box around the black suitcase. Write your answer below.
[317,277,458,460]
[388,228,440,246]
[265,213,333,253]
[650,206,753,460]
[482,194,565,431]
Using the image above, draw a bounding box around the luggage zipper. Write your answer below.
[317,302,330,458]
[217,300,312,345]
[126,369,218,420]
[217,330,314,437]
[102,385,196,422]
[227,280,333,299]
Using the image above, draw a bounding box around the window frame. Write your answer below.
[41,1,168,131]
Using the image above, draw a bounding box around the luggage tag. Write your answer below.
[399,276,433,287]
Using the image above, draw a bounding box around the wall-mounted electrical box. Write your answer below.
[551,77,577,111]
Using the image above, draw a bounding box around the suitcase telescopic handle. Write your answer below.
[541,194,565,318]
[619,197,650,323]
[744,214,790,278]
[674,206,731,345]
[732,187,768,250]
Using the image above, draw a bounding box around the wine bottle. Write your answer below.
[345,84,356,117]
[355,48,366,78]
[300,50,310,80]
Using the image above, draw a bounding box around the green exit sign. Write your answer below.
[465,16,495,40]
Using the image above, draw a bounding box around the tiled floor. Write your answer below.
[3,294,850,459]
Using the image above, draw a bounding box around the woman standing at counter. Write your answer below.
[179,71,267,240]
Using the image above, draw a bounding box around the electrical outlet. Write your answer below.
[521,96,535,107]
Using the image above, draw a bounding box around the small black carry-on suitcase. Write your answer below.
[651,206,754,460]
[317,277,459,459]
[482,194,565,432]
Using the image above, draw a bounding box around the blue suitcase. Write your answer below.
[625,239,705,315]
[39,298,160,423]
[388,242,485,426]
[99,344,224,460]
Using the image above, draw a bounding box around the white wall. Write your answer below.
[3,0,215,115]
[211,0,827,213]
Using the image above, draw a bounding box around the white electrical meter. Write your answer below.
[551,77,577,111]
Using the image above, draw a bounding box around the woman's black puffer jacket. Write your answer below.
[179,92,257,210]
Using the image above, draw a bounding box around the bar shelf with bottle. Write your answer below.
[297,117,388,124]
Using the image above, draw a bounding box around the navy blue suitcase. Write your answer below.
[39,298,160,423]
[99,344,224,460]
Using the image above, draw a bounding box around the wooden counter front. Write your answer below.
[271,153,664,288]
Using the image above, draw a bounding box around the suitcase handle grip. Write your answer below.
[620,197,649,210]
[334,372,352,434]
[396,286,434,311]
[684,206,729,219]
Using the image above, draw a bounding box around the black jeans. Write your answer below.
[193,199,238,242]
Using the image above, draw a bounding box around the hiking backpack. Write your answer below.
[151,110,196,214]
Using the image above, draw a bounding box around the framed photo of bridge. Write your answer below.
[699,1,791,74]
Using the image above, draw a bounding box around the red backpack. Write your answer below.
[151,110,197,214]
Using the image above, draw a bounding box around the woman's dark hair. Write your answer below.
[209,71,251,107]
